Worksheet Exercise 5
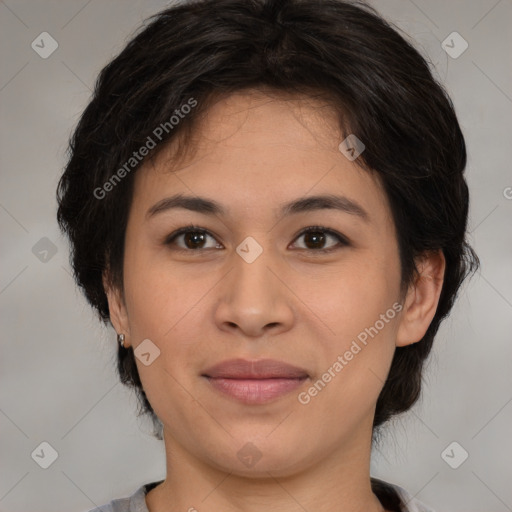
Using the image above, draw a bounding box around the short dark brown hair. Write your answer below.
[57,0,478,450]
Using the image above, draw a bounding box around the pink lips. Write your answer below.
[202,358,309,404]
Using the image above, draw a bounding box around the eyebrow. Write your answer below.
[146,193,369,222]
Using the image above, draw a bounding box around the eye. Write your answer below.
[164,225,222,251]
[291,226,349,253]
[164,225,349,253]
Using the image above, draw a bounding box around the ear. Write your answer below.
[102,271,131,347]
[396,250,446,347]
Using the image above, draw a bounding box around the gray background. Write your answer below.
[1,0,511,511]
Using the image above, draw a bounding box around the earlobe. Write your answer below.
[396,250,446,347]
[102,271,130,345]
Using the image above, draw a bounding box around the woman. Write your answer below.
[56,0,478,510]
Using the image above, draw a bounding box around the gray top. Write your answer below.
[87,480,436,512]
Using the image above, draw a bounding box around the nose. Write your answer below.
[214,240,294,338]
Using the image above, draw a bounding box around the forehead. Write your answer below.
[130,90,392,229]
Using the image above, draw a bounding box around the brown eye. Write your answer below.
[165,226,222,251]
[292,226,349,253]
[303,231,326,249]
[183,231,207,249]
[164,225,349,253]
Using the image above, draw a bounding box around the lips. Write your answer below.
[201,358,309,404]
[202,358,309,379]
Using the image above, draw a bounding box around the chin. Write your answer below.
[203,432,314,478]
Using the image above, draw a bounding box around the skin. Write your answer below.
[105,89,445,512]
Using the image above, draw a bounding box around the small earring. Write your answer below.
[117,333,125,348]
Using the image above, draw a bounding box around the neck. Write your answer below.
[146,421,387,512]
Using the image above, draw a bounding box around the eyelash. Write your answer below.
[163,224,350,254]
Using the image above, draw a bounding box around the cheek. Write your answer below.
[122,248,216,388]
[291,253,401,401]
[294,253,400,336]
[298,281,400,426]
[122,256,209,416]
[125,270,201,341]
[122,236,191,334]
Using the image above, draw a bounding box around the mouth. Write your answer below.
[203,376,308,404]
[201,358,309,405]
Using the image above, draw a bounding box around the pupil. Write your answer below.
[182,231,326,250]
[305,231,325,249]
[185,232,205,249]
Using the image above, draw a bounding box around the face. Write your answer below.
[109,90,410,477]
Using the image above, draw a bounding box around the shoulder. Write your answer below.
[389,483,437,512]
[86,482,152,512]
[372,477,437,512]
[84,479,436,512]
